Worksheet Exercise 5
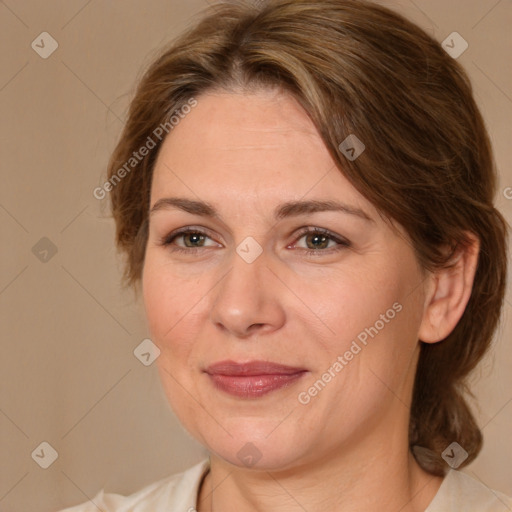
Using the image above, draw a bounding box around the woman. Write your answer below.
[62,0,511,510]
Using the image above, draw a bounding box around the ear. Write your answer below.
[418,232,480,343]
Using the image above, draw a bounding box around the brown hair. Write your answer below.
[106,0,508,475]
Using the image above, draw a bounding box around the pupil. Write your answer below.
[186,233,204,247]
[308,234,328,249]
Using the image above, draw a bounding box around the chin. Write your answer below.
[193,417,312,471]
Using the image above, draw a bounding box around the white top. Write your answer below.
[60,459,512,511]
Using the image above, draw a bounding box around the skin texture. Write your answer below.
[142,88,479,511]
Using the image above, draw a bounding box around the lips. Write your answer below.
[205,360,306,376]
[204,360,307,398]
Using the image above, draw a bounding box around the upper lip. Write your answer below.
[205,360,307,376]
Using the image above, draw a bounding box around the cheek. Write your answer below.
[142,257,204,355]
[317,263,421,380]
[341,286,423,398]
[320,267,401,342]
[142,261,204,415]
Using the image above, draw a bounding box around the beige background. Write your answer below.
[0,1,511,511]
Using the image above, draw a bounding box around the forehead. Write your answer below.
[150,90,373,215]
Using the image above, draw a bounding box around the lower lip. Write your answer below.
[207,372,306,398]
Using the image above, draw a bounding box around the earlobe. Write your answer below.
[418,233,480,344]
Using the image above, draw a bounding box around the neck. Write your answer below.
[197,438,443,512]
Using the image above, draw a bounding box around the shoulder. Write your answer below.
[58,459,210,512]
[426,469,512,511]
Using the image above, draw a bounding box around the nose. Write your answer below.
[209,246,286,339]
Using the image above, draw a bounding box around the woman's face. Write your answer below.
[143,89,430,471]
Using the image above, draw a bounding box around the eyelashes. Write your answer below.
[158,226,350,256]
[160,227,218,254]
[288,226,350,254]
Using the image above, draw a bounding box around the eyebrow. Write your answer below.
[150,197,373,222]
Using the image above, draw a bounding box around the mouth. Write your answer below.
[204,360,308,398]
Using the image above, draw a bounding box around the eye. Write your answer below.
[158,226,350,256]
[159,227,220,253]
[290,227,350,255]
